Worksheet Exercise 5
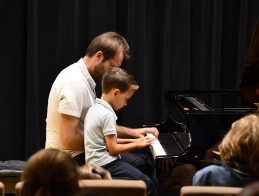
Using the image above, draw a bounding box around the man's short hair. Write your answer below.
[102,67,139,93]
[86,32,130,61]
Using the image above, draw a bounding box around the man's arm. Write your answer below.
[116,125,159,138]
[117,138,135,144]
[60,114,84,151]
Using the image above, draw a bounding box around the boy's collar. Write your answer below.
[96,98,117,119]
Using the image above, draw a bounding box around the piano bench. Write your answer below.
[158,164,197,188]
[0,160,25,194]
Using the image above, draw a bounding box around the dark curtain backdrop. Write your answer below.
[1,0,259,160]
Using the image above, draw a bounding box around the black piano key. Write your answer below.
[158,132,190,156]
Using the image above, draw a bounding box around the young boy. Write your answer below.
[84,67,156,196]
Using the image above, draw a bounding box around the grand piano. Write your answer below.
[147,16,259,184]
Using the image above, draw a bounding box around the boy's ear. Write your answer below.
[113,89,120,96]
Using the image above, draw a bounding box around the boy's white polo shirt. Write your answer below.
[84,98,120,166]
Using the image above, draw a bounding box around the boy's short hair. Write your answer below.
[219,114,259,175]
[86,32,130,61]
[102,67,139,93]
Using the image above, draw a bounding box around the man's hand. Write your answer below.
[134,127,159,138]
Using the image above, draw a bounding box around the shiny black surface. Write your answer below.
[165,90,258,115]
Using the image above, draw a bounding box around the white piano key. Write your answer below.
[151,141,167,156]
[146,133,155,138]
[146,133,167,156]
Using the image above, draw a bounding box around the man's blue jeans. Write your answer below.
[102,159,157,196]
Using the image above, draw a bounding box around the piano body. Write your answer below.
[147,16,259,184]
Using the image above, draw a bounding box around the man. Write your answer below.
[45,32,158,168]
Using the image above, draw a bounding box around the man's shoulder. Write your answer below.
[54,65,87,88]
[58,63,81,78]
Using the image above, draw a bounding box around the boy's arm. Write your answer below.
[117,138,135,144]
[105,135,154,155]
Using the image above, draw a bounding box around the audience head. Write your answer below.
[21,148,80,196]
[219,114,259,175]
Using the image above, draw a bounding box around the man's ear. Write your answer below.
[95,51,103,62]
[113,89,120,96]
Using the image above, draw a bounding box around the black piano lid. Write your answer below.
[165,90,258,115]
[240,15,259,89]
[164,16,259,115]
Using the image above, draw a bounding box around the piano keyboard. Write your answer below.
[147,132,190,159]
[146,133,167,157]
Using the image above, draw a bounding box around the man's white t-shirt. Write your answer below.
[45,58,96,157]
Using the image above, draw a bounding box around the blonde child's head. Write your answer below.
[219,114,259,175]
